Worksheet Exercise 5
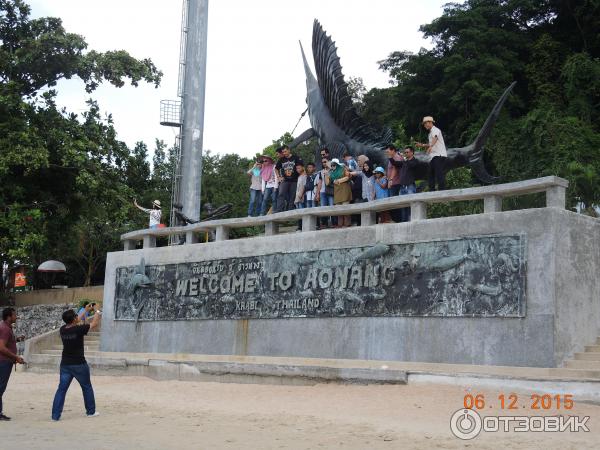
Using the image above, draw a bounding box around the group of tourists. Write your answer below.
[0,305,102,422]
[247,116,447,227]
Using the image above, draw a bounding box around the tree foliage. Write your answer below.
[364,0,600,210]
[0,0,162,288]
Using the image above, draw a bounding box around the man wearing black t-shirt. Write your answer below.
[275,145,304,212]
[51,306,101,421]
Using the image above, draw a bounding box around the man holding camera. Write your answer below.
[51,304,102,421]
[388,146,419,222]
[0,307,26,421]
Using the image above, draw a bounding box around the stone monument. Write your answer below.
[99,19,600,370]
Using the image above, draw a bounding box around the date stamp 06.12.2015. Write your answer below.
[449,393,590,440]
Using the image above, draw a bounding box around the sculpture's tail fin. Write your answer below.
[466,82,516,184]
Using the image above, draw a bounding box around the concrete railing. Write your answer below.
[121,176,568,250]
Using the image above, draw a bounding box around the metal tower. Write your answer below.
[160,0,209,238]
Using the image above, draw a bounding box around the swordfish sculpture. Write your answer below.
[290,20,515,184]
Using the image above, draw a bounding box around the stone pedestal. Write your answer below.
[102,208,600,368]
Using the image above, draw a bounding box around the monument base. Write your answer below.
[102,208,600,368]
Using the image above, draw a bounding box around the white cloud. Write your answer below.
[27,0,446,158]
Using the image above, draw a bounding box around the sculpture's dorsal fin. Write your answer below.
[138,258,145,274]
[300,40,318,89]
[312,20,387,145]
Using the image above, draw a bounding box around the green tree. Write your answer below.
[0,0,162,288]
[362,0,600,211]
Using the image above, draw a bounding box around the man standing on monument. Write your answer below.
[51,305,102,421]
[416,116,447,191]
[275,145,303,212]
[0,308,25,421]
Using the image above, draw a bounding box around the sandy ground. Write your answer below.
[1,372,599,449]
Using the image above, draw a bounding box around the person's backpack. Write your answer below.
[305,174,316,193]
[322,171,335,196]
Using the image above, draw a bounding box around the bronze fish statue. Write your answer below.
[291,19,514,184]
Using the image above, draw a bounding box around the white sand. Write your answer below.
[1,372,599,449]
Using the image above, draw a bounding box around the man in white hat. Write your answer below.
[416,116,447,191]
[133,198,162,229]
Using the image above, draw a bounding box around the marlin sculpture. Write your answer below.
[291,20,515,184]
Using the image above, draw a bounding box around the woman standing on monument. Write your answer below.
[326,158,352,227]
[133,199,162,229]
[260,155,278,215]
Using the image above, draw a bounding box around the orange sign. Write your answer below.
[15,273,26,287]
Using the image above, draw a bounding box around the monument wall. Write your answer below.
[101,208,600,367]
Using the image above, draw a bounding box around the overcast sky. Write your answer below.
[28,0,449,159]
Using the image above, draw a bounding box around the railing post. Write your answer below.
[215,225,229,241]
[143,234,156,248]
[410,201,427,221]
[302,214,317,232]
[546,185,566,209]
[265,221,279,236]
[484,195,502,213]
[186,231,199,244]
[361,210,377,226]
[123,239,136,251]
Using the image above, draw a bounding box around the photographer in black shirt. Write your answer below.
[51,305,101,421]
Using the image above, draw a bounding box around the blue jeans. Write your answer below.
[247,189,262,216]
[0,360,13,414]
[52,363,96,420]
[319,193,336,226]
[261,187,277,215]
[305,199,315,208]
[399,183,417,222]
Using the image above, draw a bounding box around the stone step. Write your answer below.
[585,345,600,352]
[43,349,101,355]
[27,353,126,369]
[574,352,600,361]
[549,367,600,379]
[47,343,100,351]
[49,336,100,343]
[49,339,100,346]
[565,360,600,370]
[25,351,600,383]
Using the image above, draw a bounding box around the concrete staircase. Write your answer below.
[26,331,108,372]
[565,335,600,371]
[35,330,101,357]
